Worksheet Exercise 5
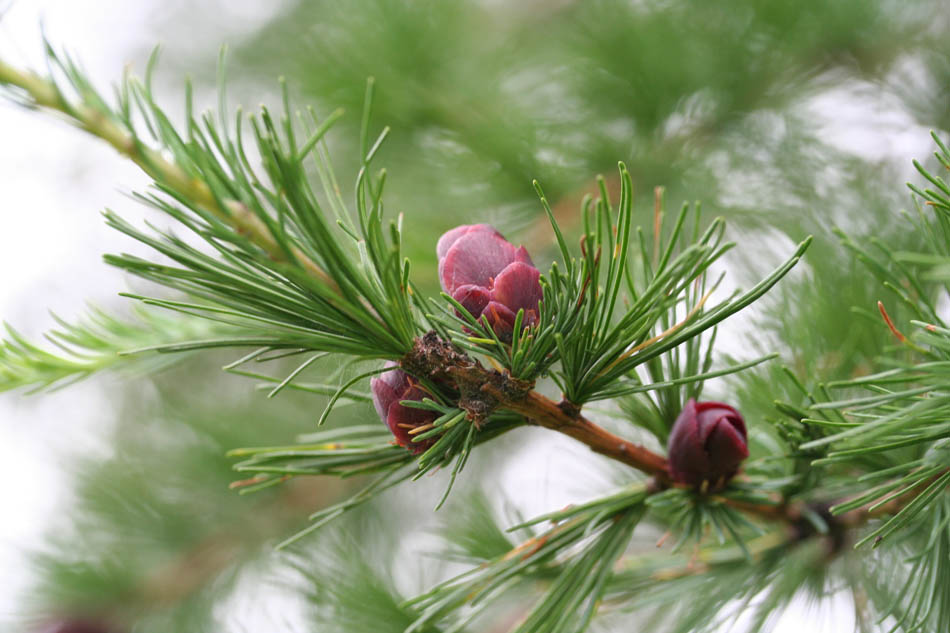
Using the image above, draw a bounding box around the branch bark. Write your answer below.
[496,390,671,479]
[407,332,950,535]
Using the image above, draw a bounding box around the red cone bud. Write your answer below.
[371,362,437,454]
[667,398,749,488]
[437,224,542,341]
[39,620,118,633]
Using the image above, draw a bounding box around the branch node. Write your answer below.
[557,398,582,418]
[403,331,534,425]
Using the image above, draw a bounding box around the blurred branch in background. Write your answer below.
[19,354,356,631]
[229,0,940,279]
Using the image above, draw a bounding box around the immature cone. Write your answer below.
[667,398,749,488]
[371,362,437,454]
[437,224,542,341]
[40,620,117,633]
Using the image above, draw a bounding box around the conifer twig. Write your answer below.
[0,58,337,289]
[407,331,673,479]
[490,376,948,531]
[498,389,672,478]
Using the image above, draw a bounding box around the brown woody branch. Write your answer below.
[406,332,672,479]
[497,390,672,479]
[406,332,950,536]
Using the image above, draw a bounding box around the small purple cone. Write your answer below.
[667,398,749,488]
[371,362,438,454]
[39,619,117,633]
[437,224,542,341]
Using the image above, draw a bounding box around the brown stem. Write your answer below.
[715,497,798,523]
[498,390,671,479]
[406,332,672,480]
[408,330,942,537]
[490,383,948,533]
[713,469,950,532]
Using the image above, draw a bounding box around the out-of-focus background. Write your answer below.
[1,1,948,631]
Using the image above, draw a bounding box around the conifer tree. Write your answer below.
[2,2,950,631]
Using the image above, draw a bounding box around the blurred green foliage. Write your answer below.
[232,0,935,282]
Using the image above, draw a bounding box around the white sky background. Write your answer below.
[0,2,933,631]
[0,0,155,624]
[0,1,298,629]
